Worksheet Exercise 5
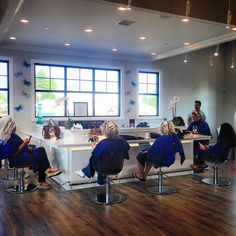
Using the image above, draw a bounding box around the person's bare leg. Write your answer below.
[135,162,145,179]
[143,163,152,180]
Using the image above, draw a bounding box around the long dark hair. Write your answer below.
[218,123,236,148]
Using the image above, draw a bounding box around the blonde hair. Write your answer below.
[161,120,176,134]
[101,120,119,138]
[0,115,16,142]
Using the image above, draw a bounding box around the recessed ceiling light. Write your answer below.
[184,42,190,45]
[112,48,117,51]
[139,36,146,40]
[9,36,16,40]
[182,18,189,22]
[20,19,29,23]
[151,52,156,56]
[118,7,127,11]
[44,27,50,30]
[64,43,70,46]
[85,28,93,32]
[232,27,236,31]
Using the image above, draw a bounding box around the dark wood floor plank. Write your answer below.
[1,160,236,235]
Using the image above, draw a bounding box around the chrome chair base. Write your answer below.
[92,193,125,205]
[6,184,37,194]
[201,177,231,186]
[146,185,176,195]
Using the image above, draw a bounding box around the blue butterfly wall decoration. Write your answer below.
[23,79,31,87]
[22,90,30,98]
[23,60,30,68]
[129,100,135,105]
[14,104,23,111]
[14,71,23,78]
[131,81,137,87]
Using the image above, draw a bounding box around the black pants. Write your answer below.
[36,147,50,182]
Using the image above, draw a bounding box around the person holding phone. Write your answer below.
[191,123,236,171]
[0,116,62,190]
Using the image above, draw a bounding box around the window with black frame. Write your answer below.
[34,63,121,117]
[138,71,159,116]
[0,60,9,116]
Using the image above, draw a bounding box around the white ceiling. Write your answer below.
[1,0,236,61]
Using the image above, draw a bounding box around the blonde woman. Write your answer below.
[0,116,61,189]
[76,120,130,184]
[133,120,185,181]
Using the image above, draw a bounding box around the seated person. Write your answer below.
[191,123,236,171]
[76,120,130,184]
[186,112,211,136]
[187,112,212,169]
[0,116,62,190]
[133,120,185,181]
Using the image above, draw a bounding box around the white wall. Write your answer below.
[152,46,225,137]
[0,45,231,139]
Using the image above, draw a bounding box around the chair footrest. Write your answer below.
[201,177,231,186]
[92,192,125,204]
[146,185,176,195]
[6,184,37,194]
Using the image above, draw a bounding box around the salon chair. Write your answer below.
[92,152,125,204]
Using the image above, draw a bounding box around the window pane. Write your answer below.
[67,93,93,116]
[35,65,49,78]
[139,95,157,116]
[139,83,147,93]
[148,84,157,93]
[36,92,65,116]
[67,68,79,80]
[0,76,7,88]
[51,79,64,90]
[67,80,79,91]
[107,71,118,82]
[51,66,64,79]
[36,78,50,90]
[107,82,118,92]
[148,74,157,84]
[0,91,8,116]
[139,73,147,83]
[95,81,106,92]
[81,69,92,81]
[95,94,118,116]
[95,70,106,81]
[0,62,7,75]
[80,81,92,91]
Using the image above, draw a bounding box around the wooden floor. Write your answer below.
[1,161,236,236]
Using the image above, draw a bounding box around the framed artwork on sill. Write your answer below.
[74,102,88,117]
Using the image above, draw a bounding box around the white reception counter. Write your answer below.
[22,127,211,190]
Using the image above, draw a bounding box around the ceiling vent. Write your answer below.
[118,19,136,26]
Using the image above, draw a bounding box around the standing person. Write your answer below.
[0,116,62,190]
[191,123,236,171]
[133,120,185,181]
[76,120,130,184]
[187,100,206,125]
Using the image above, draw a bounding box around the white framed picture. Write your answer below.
[74,102,88,117]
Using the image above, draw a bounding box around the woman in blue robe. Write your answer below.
[133,120,185,181]
[0,116,61,189]
[191,123,236,171]
[76,120,130,185]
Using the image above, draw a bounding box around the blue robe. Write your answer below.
[198,140,231,162]
[137,134,185,167]
[1,133,40,169]
[82,137,130,184]
[187,119,212,136]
